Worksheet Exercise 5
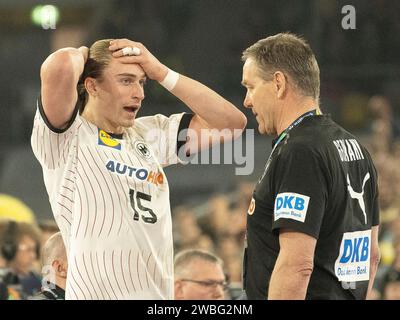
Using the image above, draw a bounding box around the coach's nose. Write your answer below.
[243,92,252,109]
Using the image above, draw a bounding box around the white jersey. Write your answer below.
[31,100,190,300]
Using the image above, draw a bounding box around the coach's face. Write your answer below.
[87,58,146,132]
[242,58,278,135]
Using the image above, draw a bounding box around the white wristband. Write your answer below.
[159,68,179,91]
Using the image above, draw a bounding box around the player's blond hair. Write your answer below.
[77,39,114,113]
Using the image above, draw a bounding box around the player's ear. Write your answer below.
[85,77,98,97]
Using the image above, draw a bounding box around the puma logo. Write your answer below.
[346,173,370,225]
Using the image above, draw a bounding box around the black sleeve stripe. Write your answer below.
[38,93,79,134]
[176,113,194,156]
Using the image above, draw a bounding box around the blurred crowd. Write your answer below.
[364,95,400,299]
[0,215,59,300]
[0,94,399,300]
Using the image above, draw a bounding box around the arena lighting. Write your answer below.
[31,4,60,29]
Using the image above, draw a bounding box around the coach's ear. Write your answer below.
[273,71,287,99]
[174,280,184,300]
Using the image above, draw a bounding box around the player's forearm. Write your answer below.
[169,74,247,131]
[268,258,313,299]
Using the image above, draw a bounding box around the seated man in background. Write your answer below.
[174,249,228,300]
[30,232,67,300]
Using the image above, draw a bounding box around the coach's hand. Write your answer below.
[109,39,168,82]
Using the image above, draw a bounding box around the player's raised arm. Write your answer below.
[164,73,247,153]
[109,39,247,154]
[40,46,88,129]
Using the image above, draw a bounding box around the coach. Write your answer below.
[241,33,380,299]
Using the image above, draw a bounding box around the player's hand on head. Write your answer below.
[109,39,168,82]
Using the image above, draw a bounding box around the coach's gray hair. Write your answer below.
[174,249,223,278]
[41,231,67,267]
[242,32,320,100]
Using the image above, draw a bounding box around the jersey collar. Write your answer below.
[272,109,319,148]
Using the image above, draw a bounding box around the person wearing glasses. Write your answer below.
[174,249,228,300]
[0,220,42,299]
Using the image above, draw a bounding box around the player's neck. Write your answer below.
[276,97,319,136]
[82,103,124,135]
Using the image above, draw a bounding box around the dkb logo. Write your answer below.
[339,237,369,263]
[275,195,306,211]
[274,192,310,223]
[335,230,371,282]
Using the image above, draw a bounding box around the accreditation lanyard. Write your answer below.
[272,109,319,151]
[259,109,319,182]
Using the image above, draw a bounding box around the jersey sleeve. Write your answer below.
[370,160,380,227]
[134,112,193,167]
[31,95,80,170]
[271,143,329,239]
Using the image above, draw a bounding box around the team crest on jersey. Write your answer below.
[134,141,151,159]
[98,129,121,150]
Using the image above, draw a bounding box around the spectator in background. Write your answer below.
[174,249,228,300]
[173,206,202,251]
[194,234,216,253]
[0,251,4,269]
[368,95,400,143]
[216,236,243,285]
[367,106,400,268]
[30,232,66,300]
[381,269,400,300]
[199,195,231,243]
[0,277,8,299]
[0,220,42,298]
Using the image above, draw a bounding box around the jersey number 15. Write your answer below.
[129,189,157,224]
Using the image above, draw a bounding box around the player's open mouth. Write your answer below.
[123,106,139,113]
